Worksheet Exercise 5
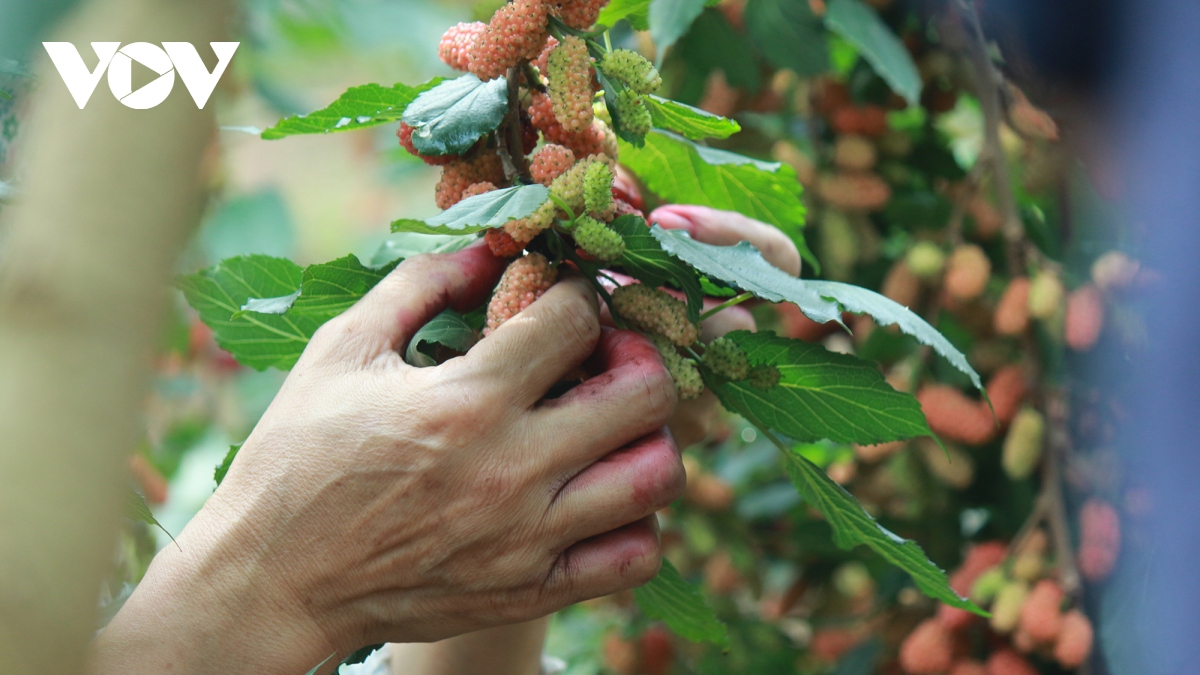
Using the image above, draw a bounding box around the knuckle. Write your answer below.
[546,292,600,353]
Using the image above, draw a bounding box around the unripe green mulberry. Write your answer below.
[547,35,595,133]
[1002,407,1045,479]
[616,89,652,136]
[969,566,1006,604]
[612,284,698,347]
[583,160,614,218]
[600,49,662,94]
[652,336,703,400]
[573,216,625,261]
[905,241,946,280]
[748,364,781,389]
[503,200,556,244]
[702,337,750,380]
[990,581,1029,634]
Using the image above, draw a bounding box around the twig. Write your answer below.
[500,64,531,182]
[699,292,755,322]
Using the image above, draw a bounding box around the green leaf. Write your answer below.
[825,0,922,106]
[261,80,440,139]
[239,290,300,316]
[401,74,509,156]
[678,10,763,92]
[371,232,479,266]
[609,215,704,323]
[744,0,829,77]
[126,488,176,545]
[619,131,813,264]
[645,95,741,140]
[214,444,241,486]
[779,444,982,614]
[597,0,650,30]
[293,255,400,319]
[391,184,550,234]
[651,228,982,389]
[634,558,729,647]
[706,331,932,444]
[405,309,478,367]
[649,0,708,56]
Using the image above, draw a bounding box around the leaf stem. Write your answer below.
[699,292,755,322]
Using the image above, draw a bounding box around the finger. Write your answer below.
[650,205,802,277]
[541,515,662,608]
[462,271,600,408]
[544,429,684,544]
[669,389,720,449]
[333,242,507,356]
[531,329,677,472]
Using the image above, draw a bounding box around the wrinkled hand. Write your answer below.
[92,244,685,674]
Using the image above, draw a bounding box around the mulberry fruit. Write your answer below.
[584,160,614,218]
[810,628,862,663]
[615,89,652,136]
[917,385,996,446]
[599,49,662,95]
[1027,272,1064,319]
[1002,407,1044,480]
[468,0,549,81]
[435,152,506,209]
[950,661,988,675]
[1078,498,1120,581]
[905,241,946,280]
[830,105,888,137]
[553,0,610,30]
[530,144,576,186]
[638,626,673,675]
[939,541,1008,629]
[944,244,991,302]
[603,631,639,675]
[1019,579,1064,644]
[1065,285,1105,351]
[485,228,525,258]
[652,335,703,400]
[613,284,698,347]
[548,36,595,133]
[485,253,557,334]
[533,36,558,77]
[833,134,877,171]
[702,337,750,380]
[748,364,781,389]
[397,122,458,166]
[986,364,1026,425]
[550,157,603,218]
[529,92,616,159]
[461,181,496,200]
[504,200,557,244]
[883,259,921,308]
[573,215,625,261]
[969,566,1006,604]
[817,172,892,211]
[994,277,1031,336]
[989,581,1028,634]
[1091,250,1139,292]
[898,619,953,675]
[986,649,1037,675]
[438,21,486,71]
[1054,610,1094,669]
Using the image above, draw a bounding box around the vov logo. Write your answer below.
[43,42,239,110]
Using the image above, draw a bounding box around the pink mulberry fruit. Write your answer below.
[530,144,576,186]
[547,36,595,133]
[438,21,486,71]
[898,619,953,674]
[1053,609,1094,668]
[485,253,558,334]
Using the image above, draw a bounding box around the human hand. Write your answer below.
[91,244,685,674]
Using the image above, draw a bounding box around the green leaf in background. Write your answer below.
[405,309,478,367]
[401,74,509,156]
[825,0,922,106]
[651,226,840,324]
[391,184,550,234]
[744,0,829,77]
[634,558,729,647]
[126,488,176,545]
[261,80,440,139]
[678,9,763,92]
[706,331,932,445]
[609,215,704,323]
[649,0,708,57]
[779,445,983,614]
[652,228,982,389]
[645,95,741,140]
[620,131,813,264]
[214,444,241,486]
[597,0,650,30]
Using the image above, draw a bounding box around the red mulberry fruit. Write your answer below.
[438,21,486,71]
[1065,284,1105,351]
[468,0,549,81]
[485,252,557,334]
[917,385,996,446]
[530,144,576,186]
[986,649,1037,675]
[994,277,1031,336]
[485,228,525,258]
[702,337,750,380]
[548,36,595,133]
[944,244,991,302]
[461,181,496,200]
[950,661,988,675]
[1019,579,1064,644]
[435,152,506,209]
[599,49,662,95]
[572,215,625,261]
[986,364,1027,425]
[652,335,703,400]
[898,619,953,674]
[1053,609,1094,669]
[817,171,892,211]
[397,122,458,166]
[612,283,698,347]
[553,0,610,30]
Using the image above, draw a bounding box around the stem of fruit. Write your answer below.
[501,64,531,182]
[699,292,755,322]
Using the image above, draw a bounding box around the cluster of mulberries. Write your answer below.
[435,152,506,209]
[397,122,458,165]
[485,253,557,334]
[652,336,703,400]
[548,36,595,133]
[530,144,576,186]
[612,284,698,347]
[573,216,624,261]
[468,0,549,81]
[599,50,662,94]
[552,0,610,30]
[702,337,750,380]
[437,21,486,71]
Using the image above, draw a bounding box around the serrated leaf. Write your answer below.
[744,0,829,76]
[652,228,982,389]
[401,74,509,156]
[391,184,550,234]
[825,0,922,106]
[126,488,176,544]
[779,445,982,614]
[405,309,478,367]
[706,331,932,444]
[620,131,813,265]
[214,444,241,486]
[649,0,708,56]
[261,80,441,139]
[609,215,704,323]
[645,95,740,140]
[597,0,650,30]
[371,233,478,266]
[293,255,401,319]
[634,558,729,647]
